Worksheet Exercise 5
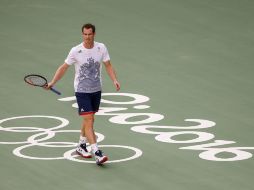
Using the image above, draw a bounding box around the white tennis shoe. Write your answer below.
[76,144,92,158]
[94,150,108,165]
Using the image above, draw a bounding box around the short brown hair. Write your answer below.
[82,23,96,33]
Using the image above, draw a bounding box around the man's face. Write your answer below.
[82,28,95,43]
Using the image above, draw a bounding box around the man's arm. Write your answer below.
[45,63,70,89]
[103,60,120,91]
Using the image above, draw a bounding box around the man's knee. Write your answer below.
[82,114,95,123]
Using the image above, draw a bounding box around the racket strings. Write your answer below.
[26,76,47,86]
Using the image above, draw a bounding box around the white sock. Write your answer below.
[91,143,99,154]
[79,135,87,145]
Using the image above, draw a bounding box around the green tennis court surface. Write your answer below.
[1,0,254,189]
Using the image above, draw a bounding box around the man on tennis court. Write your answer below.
[45,23,120,165]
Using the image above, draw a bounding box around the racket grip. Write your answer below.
[50,87,61,95]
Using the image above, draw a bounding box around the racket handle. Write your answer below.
[50,87,61,95]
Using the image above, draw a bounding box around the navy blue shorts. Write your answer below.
[75,91,101,115]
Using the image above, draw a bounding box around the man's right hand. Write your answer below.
[44,81,54,90]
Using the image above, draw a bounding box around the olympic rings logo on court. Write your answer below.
[1,92,254,162]
[0,115,142,163]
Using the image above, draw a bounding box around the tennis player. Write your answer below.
[45,23,120,164]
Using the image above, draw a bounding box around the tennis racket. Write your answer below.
[24,74,61,95]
